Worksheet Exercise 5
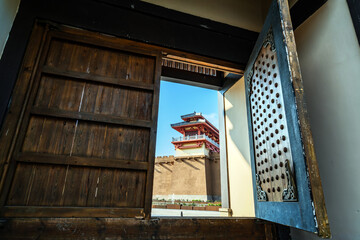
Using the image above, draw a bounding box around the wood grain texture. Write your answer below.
[0,22,161,218]
[0,218,276,240]
[277,0,330,237]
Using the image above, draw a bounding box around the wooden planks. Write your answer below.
[6,163,146,208]
[0,22,162,218]
[0,217,276,239]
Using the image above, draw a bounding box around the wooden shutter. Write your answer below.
[0,22,161,218]
[244,0,330,237]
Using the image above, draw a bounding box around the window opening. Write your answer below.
[151,80,222,217]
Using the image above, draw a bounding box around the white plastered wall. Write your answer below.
[224,77,255,217]
[290,0,360,239]
[0,0,21,59]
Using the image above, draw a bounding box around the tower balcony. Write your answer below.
[172,134,219,148]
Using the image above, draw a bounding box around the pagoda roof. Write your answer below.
[181,112,204,121]
[171,119,219,135]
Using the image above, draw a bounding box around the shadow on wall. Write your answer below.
[224,77,255,217]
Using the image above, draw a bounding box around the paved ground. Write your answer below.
[151,208,221,217]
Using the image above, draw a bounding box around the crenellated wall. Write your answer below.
[153,153,220,201]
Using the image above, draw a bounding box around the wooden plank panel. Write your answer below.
[22,116,76,155]
[62,166,146,207]
[16,153,148,170]
[6,163,146,208]
[34,75,84,111]
[45,38,155,84]
[72,122,150,162]
[81,82,153,120]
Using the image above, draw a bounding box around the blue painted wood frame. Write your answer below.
[244,0,323,234]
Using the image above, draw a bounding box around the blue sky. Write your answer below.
[155,80,219,157]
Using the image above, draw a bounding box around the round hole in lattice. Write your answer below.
[282,135,286,141]
[277,103,281,108]
[261,160,264,165]
[266,168,269,172]
[263,70,266,74]
[274,164,278,169]
[261,122,264,126]
[270,166,273,171]
[271,143,275,148]
[267,188,271,193]
[277,187,281,192]
[259,105,262,109]
[260,113,263,118]
[260,75,263,79]
[275,129,279,134]
[266,63,270,67]
[260,151,263,155]
[264,149,267,153]
[270,89,274,94]
[280,125,284,130]
[266,136,269,141]
[265,87,268,91]
[259,142,262,147]
[257,162,260,167]
[265,158,268,163]
[263,179,266,184]
[275,83,278,88]
[280,162,284,167]
[266,54,269,59]
[266,95,269,100]
[267,178,270,183]
[261,92,264,96]
[255,136,258,140]
[271,55,274,60]
[262,140,266,144]
[279,114,283,119]
[272,64,276,69]
[276,93,280,98]
[281,174,285,179]
[283,147,288,153]
[272,109,276,114]
[269,123,273,128]
[278,150,282,156]
[271,99,275,103]
[257,153,260,157]
[268,71,271,76]
[272,187,275,192]
[262,170,265,174]
[265,127,268,131]
[273,153,277,158]
[264,78,267,83]
[264,118,267,123]
[269,80,272,85]
[276,175,279,180]
[268,113,272,118]
[262,100,265,104]
[276,139,280,144]
[270,133,274,138]
[271,176,274,181]
[274,119,278,124]
[273,73,277,78]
